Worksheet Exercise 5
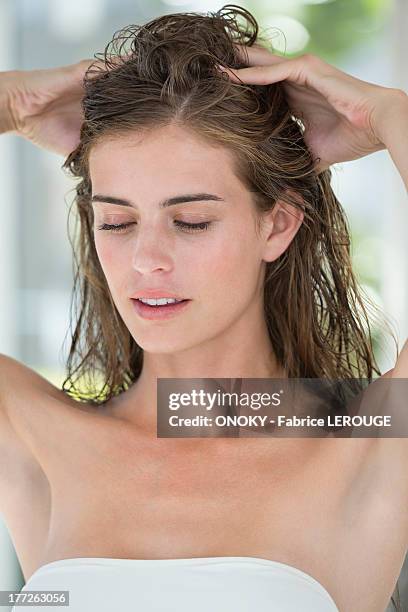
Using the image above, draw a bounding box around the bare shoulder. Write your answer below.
[0,355,113,575]
[0,354,72,574]
[0,353,81,497]
[0,352,76,422]
[0,353,69,407]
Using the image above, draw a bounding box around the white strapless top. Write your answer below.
[12,556,340,611]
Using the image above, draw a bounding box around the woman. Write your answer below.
[1,5,407,611]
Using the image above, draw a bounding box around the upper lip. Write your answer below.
[130,290,189,300]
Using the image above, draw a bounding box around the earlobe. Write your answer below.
[261,195,305,263]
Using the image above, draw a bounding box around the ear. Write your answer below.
[260,191,305,263]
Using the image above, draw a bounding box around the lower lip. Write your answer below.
[131,298,191,320]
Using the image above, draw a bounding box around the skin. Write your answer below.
[89,124,302,432]
[221,44,408,179]
[1,59,102,155]
[1,44,408,612]
[219,45,408,465]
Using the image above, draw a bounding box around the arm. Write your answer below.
[0,71,16,134]
[375,90,408,191]
[0,356,42,506]
[0,80,34,496]
[0,63,92,507]
[0,354,75,508]
[0,61,95,156]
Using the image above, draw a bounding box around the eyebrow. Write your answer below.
[91,192,225,208]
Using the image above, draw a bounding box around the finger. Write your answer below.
[218,55,327,90]
[233,42,289,67]
[217,61,297,85]
[69,55,128,85]
[67,58,106,83]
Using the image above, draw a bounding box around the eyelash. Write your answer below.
[96,220,212,233]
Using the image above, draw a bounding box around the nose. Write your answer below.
[131,227,173,275]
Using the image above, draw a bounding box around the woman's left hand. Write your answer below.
[218,45,406,173]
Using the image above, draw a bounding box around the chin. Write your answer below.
[130,331,193,354]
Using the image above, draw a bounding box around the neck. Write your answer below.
[106,300,286,434]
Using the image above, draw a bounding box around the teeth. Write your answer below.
[138,297,183,306]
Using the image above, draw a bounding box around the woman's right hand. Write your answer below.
[1,60,96,157]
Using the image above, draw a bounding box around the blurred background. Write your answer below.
[0,0,407,610]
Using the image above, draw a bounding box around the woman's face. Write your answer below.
[89,124,297,354]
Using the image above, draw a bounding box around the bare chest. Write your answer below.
[43,430,322,560]
[16,411,408,612]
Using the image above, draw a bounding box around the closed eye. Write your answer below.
[173,220,211,232]
[96,220,212,233]
[96,222,135,233]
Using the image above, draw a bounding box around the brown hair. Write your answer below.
[61,4,396,396]
[60,5,401,607]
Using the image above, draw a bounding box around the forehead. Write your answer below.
[88,124,246,197]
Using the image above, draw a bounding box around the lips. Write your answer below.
[131,297,191,320]
[130,291,188,300]
[135,298,187,306]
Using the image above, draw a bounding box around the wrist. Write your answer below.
[373,88,408,146]
[0,71,19,134]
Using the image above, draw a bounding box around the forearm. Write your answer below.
[0,71,17,134]
[376,90,408,192]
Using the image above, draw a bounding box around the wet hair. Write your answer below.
[61,7,398,395]
[60,6,401,607]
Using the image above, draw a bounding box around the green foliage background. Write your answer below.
[245,0,392,60]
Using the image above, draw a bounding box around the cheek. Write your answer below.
[187,228,262,294]
[94,239,128,289]
[95,238,113,272]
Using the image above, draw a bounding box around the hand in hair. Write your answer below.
[218,44,407,173]
[2,60,101,156]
